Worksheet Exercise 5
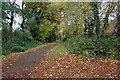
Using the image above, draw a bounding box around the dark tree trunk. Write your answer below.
[9,1,16,32]
[88,19,94,37]
[21,16,25,30]
[93,2,100,36]
[9,9,14,32]
[74,20,78,35]
[95,10,100,36]
[21,2,25,30]
[103,14,109,37]
[89,2,100,37]
[84,19,87,35]
[116,1,120,37]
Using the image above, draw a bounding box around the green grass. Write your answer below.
[48,44,66,60]
[55,44,66,53]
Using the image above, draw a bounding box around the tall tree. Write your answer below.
[24,2,59,41]
[84,11,87,35]
[21,2,25,30]
[2,0,20,32]
[116,0,120,37]
[103,2,116,37]
[90,2,101,37]
[9,0,15,32]
[88,18,94,37]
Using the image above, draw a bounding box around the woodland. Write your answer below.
[2,1,120,58]
[1,1,120,78]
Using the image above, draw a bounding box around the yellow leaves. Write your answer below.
[60,65,62,67]
[39,7,41,10]
[100,50,103,52]
[9,64,12,66]
[52,23,57,26]
[34,23,55,41]
[34,8,38,11]
[105,60,108,63]
[78,55,82,59]
[71,54,75,56]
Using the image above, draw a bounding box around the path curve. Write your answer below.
[2,41,62,78]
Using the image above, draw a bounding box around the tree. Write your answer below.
[24,2,59,41]
[25,2,59,24]
[21,2,25,30]
[90,2,101,37]
[88,18,94,37]
[102,2,116,37]
[2,0,20,32]
[116,0,120,37]
[54,2,93,39]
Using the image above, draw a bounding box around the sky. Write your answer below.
[12,0,22,30]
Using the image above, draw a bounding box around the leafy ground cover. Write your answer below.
[64,36,120,61]
[29,44,119,78]
[2,30,44,56]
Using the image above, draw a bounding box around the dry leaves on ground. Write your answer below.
[29,44,119,79]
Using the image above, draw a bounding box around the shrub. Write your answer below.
[64,35,119,58]
[2,30,43,56]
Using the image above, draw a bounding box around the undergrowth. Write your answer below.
[64,35,120,60]
[2,30,43,56]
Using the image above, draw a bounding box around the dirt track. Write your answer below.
[2,41,62,78]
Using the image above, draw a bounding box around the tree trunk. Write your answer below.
[88,19,94,37]
[89,2,100,37]
[9,9,14,32]
[21,16,25,30]
[9,1,16,32]
[84,19,87,35]
[93,2,100,36]
[116,1,120,37]
[21,2,25,30]
[95,10,100,36]
[103,14,109,37]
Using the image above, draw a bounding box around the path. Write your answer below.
[2,41,62,78]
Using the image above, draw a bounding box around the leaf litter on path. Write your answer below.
[29,44,119,79]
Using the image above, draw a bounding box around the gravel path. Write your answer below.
[2,41,62,78]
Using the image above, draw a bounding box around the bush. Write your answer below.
[64,35,119,58]
[2,30,43,56]
[12,46,26,52]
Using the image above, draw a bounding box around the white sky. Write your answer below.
[13,0,22,30]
